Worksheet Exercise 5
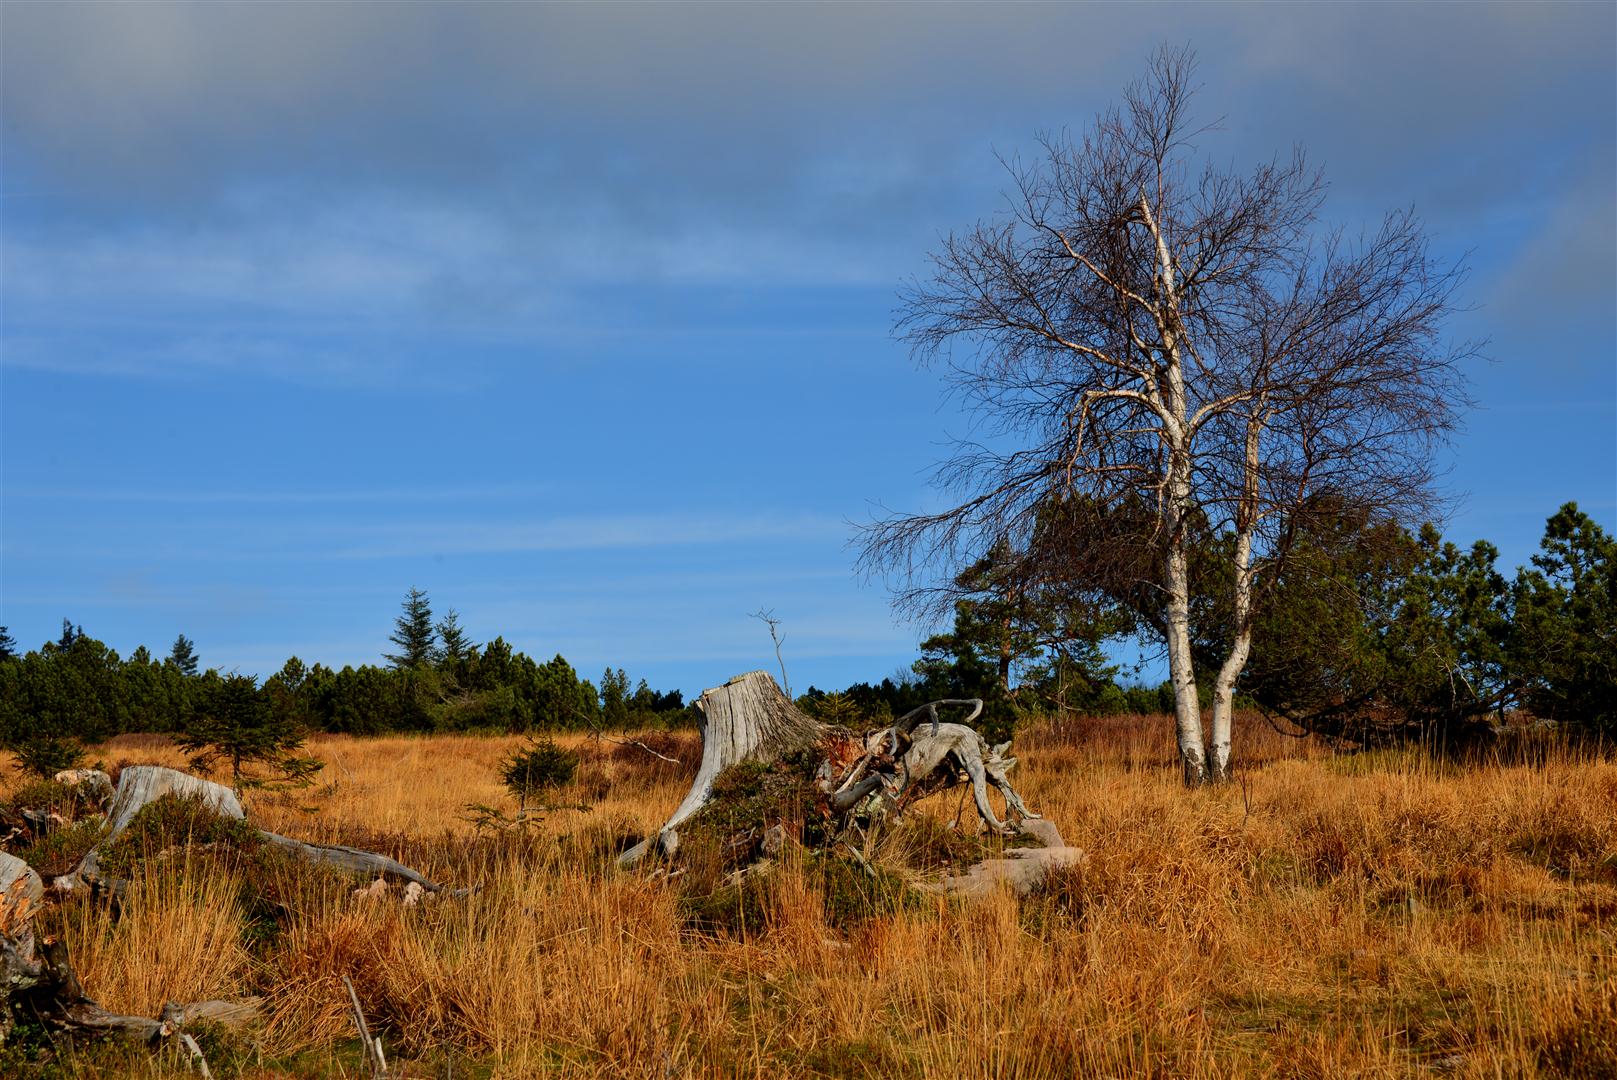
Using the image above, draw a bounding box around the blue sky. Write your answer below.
[2,2,1613,697]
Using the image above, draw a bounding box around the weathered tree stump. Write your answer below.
[619,670,1046,874]
[619,670,829,865]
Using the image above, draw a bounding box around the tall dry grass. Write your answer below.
[6,715,1613,1077]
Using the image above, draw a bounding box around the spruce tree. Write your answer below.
[436,608,476,665]
[169,633,200,676]
[178,673,322,794]
[386,587,437,669]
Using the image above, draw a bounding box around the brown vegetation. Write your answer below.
[5,717,1613,1077]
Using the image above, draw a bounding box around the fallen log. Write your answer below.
[57,765,449,895]
[921,818,1086,899]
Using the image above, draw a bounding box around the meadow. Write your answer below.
[5,716,1614,1078]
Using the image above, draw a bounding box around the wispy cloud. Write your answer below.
[328,513,847,559]
[2,483,554,504]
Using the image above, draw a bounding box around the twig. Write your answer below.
[604,736,681,764]
[176,1032,212,1079]
[749,608,790,697]
[841,842,878,880]
[342,974,387,1077]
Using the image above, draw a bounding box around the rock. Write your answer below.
[54,768,115,806]
[922,819,1086,900]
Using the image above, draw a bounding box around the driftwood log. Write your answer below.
[57,765,449,897]
[620,670,1042,868]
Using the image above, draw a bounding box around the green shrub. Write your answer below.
[9,736,84,780]
[18,818,104,876]
[499,736,579,803]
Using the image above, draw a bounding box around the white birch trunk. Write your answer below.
[1145,191,1208,787]
[1208,414,1264,783]
[1164,492,1208,786]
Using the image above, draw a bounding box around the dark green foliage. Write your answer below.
[168,633,199,676]
[1237,503,1615,745]
[9,734,85,779]
[1509,504,1616,736]
[499,736,579,803]
[435,608,476,665]
[17,818,103,876]
[177,673,323,792]
[385,586,437,669]
[0,625,15,660]
[599,666,631,728]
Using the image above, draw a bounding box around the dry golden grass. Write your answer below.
[8,716,1615,1078]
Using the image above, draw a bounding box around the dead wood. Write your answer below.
[620,670,1043,870]
[920,818,1086,899]
[55,765,451,896]
[619,670,827,866]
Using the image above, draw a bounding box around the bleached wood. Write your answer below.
[62,765,446,894]
[619,670,825,865]
[620,673,1040,865]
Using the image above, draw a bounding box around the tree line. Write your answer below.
[0,589,692,776]
[0,496,1609,781]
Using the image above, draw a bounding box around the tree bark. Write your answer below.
[1165,466,1209,787]
[1208,414,1265,783]
[1144,189,1210,788]
[619,670,826,866]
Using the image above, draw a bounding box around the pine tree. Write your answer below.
[169,633,200,676]
[386,587,437,669]
[0,626,16,660]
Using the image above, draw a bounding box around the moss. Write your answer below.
[684,760,831,868]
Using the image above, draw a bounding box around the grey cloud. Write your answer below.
[9,2,1610,216]
[3,2,1611,382]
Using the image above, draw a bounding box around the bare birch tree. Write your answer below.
[858,48,1471,785]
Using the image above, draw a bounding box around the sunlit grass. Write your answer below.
[5,716,1613,1076]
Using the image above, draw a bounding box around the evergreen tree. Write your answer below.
[0,626,16,660]
[58,618,81,648]
[1510,503,1616,734]
[169,633,200,676]
[177,673,322,794]
[385,587,437,669]
[436,608,476,665]
[599,667,630,728]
